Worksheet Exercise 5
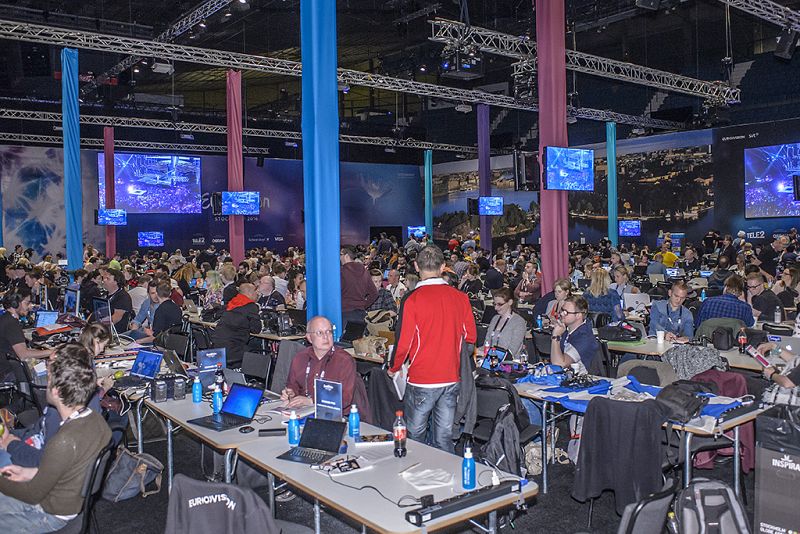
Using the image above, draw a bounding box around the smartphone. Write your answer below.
[259,428,286,437]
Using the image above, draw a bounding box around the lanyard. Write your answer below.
[490,316,510,346]
[665,306,682,332]
[304,350,332,397]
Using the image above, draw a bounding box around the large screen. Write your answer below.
[138,231,164,247]
[744,142,800,218]
[407,225,426,238]
[97,208,127,226]
[544,146,594,191]
[618,220,641,237]
[478,196,504,216]
[221,191,260,215]
[98,153,202,214]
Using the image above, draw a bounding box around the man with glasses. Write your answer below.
[280,316,358,414]
[695,274,755,327]
[649,281,694,342]
[549,295,600,374]
[745,272,783,320]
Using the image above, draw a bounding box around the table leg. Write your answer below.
[540,401,548,495]
[488,511,497,534]
[224,449,234,483]
[166,418,173,493]
[314,498,321,534]
[136,399,144,454]
[733,425,741,498]
[683,432,693,488]
[549,403,556,464]
[268,473,276,516]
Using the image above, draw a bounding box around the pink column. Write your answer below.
[536,0,569,293]
[227,70,245,264]
[103,126,116,259]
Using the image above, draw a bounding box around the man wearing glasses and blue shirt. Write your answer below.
[549,295,601,375]
[649,281,695,342]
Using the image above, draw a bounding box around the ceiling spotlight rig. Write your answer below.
[512,60,536,103]
[440,43,483,80]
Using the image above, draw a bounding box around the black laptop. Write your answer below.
[187,383,264,432]
[334,321,367,349]
[277,417,346,465]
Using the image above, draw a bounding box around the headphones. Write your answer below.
[3,290,24,310]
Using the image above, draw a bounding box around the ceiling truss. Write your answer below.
[716,0,800,32]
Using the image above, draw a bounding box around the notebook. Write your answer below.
[197,348,227,390]
[187,383,264,432]
[276,417,346,465]
[114,349,163,389]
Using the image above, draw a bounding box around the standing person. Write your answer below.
[340,246,377,325]
[484,258,506,290]
[212,283,262,368]
[386,269,407,302]
[388,246,476,453]
[753,235,789,280]
[513,261,541,305]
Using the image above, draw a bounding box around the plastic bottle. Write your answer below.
[393,410,407,458]
[700,288,706,302]
[211,385,223,414]
[462,446,476,490]
[774,306,782,324]
[738,327,747,354]
[287,410,301,446]
[666,511,679,534]
[536,315,543,330]
[214,362,225,392]
[483,339,490,357]
[348,404,361,438]
[192,376,202,403]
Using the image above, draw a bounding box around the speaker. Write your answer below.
[774,28,798,60]
[211,192,222,215]
[793,175,800,201]
[636,0,660,10]
[513,151,539,191]
[256,156,264,167]
[467,197,479,216]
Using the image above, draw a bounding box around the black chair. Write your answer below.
[531,330,552,362]
[587,312,611,328]
[242,351,272,388]
[616,479,677,534]
[53,440,116,534]
[594,340,612,378]
[157,327,191,361]
[6,354,46,419]
[472,383,541,446]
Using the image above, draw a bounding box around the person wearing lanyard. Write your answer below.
[648,281,694,342]
[544,278,573,325]
[609,265,640,299]
[280,316,359,415]
[485,288,527,358]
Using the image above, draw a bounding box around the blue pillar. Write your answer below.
[606,122,618,248]
[61,48,83,270]
[300,0,342,333]
[424,149,433,237]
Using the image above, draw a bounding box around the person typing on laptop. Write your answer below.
[280,316,358,415]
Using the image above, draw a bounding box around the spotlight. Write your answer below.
[198,19,207,28]
[384,147,396,153]
[284,141,298,148]
[133,65,140,73]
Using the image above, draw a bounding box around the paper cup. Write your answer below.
[656,331,665,344]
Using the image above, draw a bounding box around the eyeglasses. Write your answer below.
[309,329,333,338]
[746,284,763,289]
[560,310,581,316]
[493,301,508,308]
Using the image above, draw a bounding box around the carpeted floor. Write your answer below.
[93,420,755,534]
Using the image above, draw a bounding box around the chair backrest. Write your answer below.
[617,359,678,386]
[6,355,44,413]
[588,312,611,328]
[241,352,270,382]
[475,385,513,420]
[531,330,552,358]
[157,328,190,360]
[73,440,116,533]
[617,479,677,534]
[270,340,304,392]
[589,341,610,378]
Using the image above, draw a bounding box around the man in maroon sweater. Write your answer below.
[389,245,476,453]
[340,246,378,325]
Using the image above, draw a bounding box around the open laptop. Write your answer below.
[623,293,651,312]
[161,349,188,378]
[197,348,226,391]
[276,417,346,465]
[114,349,163,389]
[286,308,307,328]
[183,300,198,314]
[648,274,665,284]
[35,310,60,328]
[334,321,366,349]
[187,383,264,432]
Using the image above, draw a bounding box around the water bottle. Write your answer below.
[393,410,407,458]
[774,306,782,324]
[462,446,476,490]
[212,385,223,414]
[536,315,543,329]
[348,404,361,438]
[700,288,706,302]
[483,339,490,357]
[192,376,202,403]
[666,511,679,534]
[287,410,301,446]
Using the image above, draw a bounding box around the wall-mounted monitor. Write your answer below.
[407,225,426,238]
[478,196,504,216]
[618,220,642,237]
[97,208,127,226]
[543,146,594,191]
[744,142,800,218]
[98,152,202,214]
[138,231,164,247]
[221,191,260,215]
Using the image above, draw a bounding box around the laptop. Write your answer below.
[223,368,248,387]
[276,417,346,465]
[576,278,591,290]
[161,349,188,378]
[187,383,264,432]
[183,300,198,314]
[197,348,227,390]
[632,265,648,276]
[334,321,367,349]
[648,274,665,284]
[286,308,307,327]
[623,293,651,312]
[35,310,60,328]
[114,349,163,389]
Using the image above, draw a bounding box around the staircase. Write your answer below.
[645,91,668,116]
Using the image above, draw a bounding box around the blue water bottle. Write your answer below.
[212,385,223,414]
[287,411,301,446]
[192,377,202,404]
[462,446,476,490]
[536,315,543,330]
[348,404,361,438]
[700,288,706,302]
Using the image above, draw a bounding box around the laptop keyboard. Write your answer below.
[291,448,327,462]
[213,414,245,426]
[115,376,147,389]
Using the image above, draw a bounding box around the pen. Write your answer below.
[398,462,420,476]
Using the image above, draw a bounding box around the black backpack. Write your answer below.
[597,322,642,343]
[711,327,735,351]
[674,478,751,534]
[654,380,715,423]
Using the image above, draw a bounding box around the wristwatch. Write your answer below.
[551,334,562,341]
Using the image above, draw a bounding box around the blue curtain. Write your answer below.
[61,48,83,270]
[606,122,618,247]
[300,0,342,334]
[424,149,433,237]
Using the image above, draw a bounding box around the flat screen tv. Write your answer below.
[543,146,594,191]
[138,231,164,248]
[221,191,260,215]
[407,225,426,238]
[744,142,800,218]
[618,220,642,237]
[97,152,202,214]
[97,208,127,226]
[478,196,504,216]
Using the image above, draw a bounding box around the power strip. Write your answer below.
[404,480,521,526]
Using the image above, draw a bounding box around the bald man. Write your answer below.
[281,316,360,415]
[211,282,262,368]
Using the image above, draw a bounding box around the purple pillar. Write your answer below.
[477,104,492,255]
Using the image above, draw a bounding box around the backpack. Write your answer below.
[597,322,642,343]
[479,404,522,476]
[674,478,751,534]
[711,327,735,351]
[654,380,715,423]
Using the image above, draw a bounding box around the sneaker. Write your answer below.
[276,489,296,503]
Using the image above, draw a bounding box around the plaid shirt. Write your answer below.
[367,287,397,312]
[695,293,754,327]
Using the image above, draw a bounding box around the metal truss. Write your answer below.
[0,19,683,130]
[0,132,271,154]
[80,0,234,97]
[0,109,480,153]
[430,18,741,104]
[393,3,442,25]
[717,0,800,32]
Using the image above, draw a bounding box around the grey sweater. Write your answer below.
[485,312,528,357]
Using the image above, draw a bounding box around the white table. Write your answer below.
[237,423,539,534]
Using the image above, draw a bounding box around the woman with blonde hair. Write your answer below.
[582,269,623,320]
[203,270,224,309]
[544,278,572,323]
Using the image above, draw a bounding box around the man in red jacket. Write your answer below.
[340,246,378,325]
[389,245,476,453]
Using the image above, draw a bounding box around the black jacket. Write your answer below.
[484,268,504,290]
[212,298,261,368]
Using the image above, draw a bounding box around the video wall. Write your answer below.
[743,142,800,218]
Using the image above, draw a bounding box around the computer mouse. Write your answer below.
[239,425,255,434]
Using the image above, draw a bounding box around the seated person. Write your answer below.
[609,265,639,298]
[139,281,183,344]
[543,278,572,324]
[755,321,800,400]
[458,264,483,298]
[772,266,800,310]
[366,269,397,313]
[281,316,358,415]
[211,283,262,368]
[101,268,133,334]
[0,344,111,532]
[708,255,734,290]
[582,269,623,321]
[695,274,754,327]
[550,295,601,375]
[648,281,694,342]
[255,275,285,310]
[513,262,541,305]
[645,253,668,276]
[124,280,160,341]
[0,288,52,380]
[681,247,702,271]
[484,288,527,357]
[746,272,783,321]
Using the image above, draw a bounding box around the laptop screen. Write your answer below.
[298,418,346,453]
[665,268,679,278]
[35,311,59,328]
[197,348,226,388]
[340,321,366,342]
[130,350,163,379]
[92,297,112,326]
[63,288,79,315]
[221,384,263,418]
